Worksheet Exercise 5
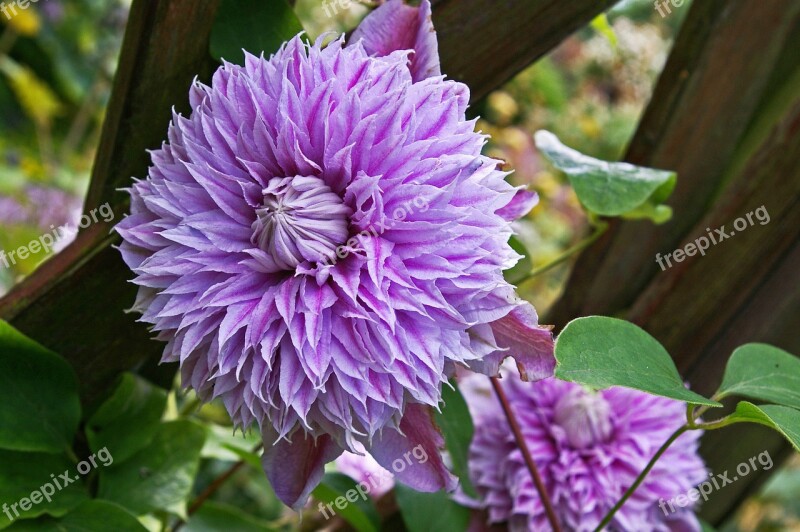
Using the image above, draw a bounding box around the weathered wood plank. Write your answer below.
[627,89,800,523]
[84,0,222,214]
[548,0,800,325]
[688,239,800,524]
[433,0,618,102]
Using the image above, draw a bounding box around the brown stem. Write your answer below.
[490,377,562,532]
[172,444,263,531]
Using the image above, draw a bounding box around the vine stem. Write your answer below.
[517,221,608,284]
[171,444,263,531]
[593,425,688,531]
[490,377,563,532]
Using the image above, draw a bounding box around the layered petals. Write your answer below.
[116,1,553,510]
[460,374,707,531]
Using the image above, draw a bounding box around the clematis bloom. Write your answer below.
[459,373,707,531]
[116,0,554,508]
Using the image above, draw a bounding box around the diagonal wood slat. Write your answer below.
[433,0,619,102]
[85,0,222,214]
[0,0,617,406]
[630,87,800,523]
[548,0,800,325]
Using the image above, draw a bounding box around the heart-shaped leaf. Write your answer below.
[184,501,273,532]
[86,373,167,463]
[0,450,89,529]
[98,420,206,519]
[0,321,81,453]
[312,473,381,532]
[395,484,471,532]
[555,316,719,406]
[728,402,800,452]
[717,343,800,409]
[435,381,478,498]
[7,501,147,531]
[535,130,676,223]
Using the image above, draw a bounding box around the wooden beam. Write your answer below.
[548,0,800,325]
[433,0,618,102]
[83,0,221,214]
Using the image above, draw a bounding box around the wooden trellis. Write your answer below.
[1,0,797,525]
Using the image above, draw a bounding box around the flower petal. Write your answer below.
[350,0,441,82]
[366,403,457,492]
[497,189,539,221]
[471,303,555,382]
[261,428,343,510]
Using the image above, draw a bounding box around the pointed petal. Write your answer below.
[472,303,555,382]
[366,403,457,492]
[261,428,343,510]
[497,189,539,221]
[350,0,441,82]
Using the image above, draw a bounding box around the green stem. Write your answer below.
[179,396,201,417]
[691,414,742,431]
[593,425,688,531]
[687,394,723,428]
[517,221,608,284]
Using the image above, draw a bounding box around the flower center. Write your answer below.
[251,175,351,269]
[553,388,613,449]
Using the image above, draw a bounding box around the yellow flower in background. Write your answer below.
[20,155,45,179]
[578,115,601,139]
[0,56,62,126]
[5,6,41,36]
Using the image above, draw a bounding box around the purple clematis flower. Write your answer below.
[116,0,554,508]
[458,373,707,531]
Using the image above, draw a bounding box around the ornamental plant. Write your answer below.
[0,0,797,531]
[116,0,555,510]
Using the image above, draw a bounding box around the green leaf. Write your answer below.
[0,321,81,453]
[0,450,89,530]
[717,343,800,409]
[434,382,477,498]
[590,14,617,48]
[394,484,471,532]
[98,420,206,519]
[200,424,261,464]
[535,130,676,222]
[86,373,167,463]
[6,501,147,531]
[312,473,380,532]
[504,236,533,284]
[210,0,304,65]
[554,316,720,406]
[728,402,800,452]
[184,501,272,532]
